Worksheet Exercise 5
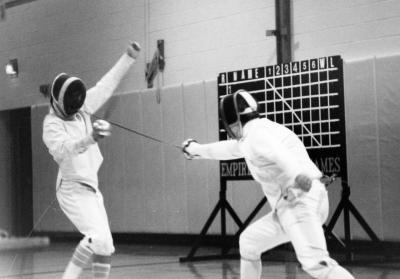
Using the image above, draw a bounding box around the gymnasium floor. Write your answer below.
[1,242,400,279]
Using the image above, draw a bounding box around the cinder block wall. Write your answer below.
[2,0,399,110]
[0,0,146,111]
[292,0,400,60]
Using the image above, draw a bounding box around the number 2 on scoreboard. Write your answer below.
[275,65,281,75]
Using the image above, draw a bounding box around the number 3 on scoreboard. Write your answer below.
[283,64,290,74]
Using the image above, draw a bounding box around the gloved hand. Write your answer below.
[182,139,200,159]
[294,174,312,192]
[283,174,312,202]
[92,119,112,142]
[320,174,337,186]
[127,41,141,59]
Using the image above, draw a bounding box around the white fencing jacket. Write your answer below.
[43,53,134,190]
[190,118,322,209]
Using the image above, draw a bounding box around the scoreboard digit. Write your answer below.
[217,55,347,182]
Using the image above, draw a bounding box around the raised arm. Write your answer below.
[84,42,141,115]
[182,139,243,161]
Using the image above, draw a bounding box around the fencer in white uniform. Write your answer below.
[42,42,140,279]
[182,90,354,279]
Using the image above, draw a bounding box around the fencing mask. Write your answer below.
[50,73,86,118]
[220,89,259,139]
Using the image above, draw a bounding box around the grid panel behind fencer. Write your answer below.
[217,55,347,179]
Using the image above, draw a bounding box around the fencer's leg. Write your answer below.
[279,181,354,279]
[92,254,112,279]
[240,258,261,279]
[90,234,114,279]
[324,265,354,279]
[90,192,115,279]
[239,212,289,279]
[62,239,93,279]
[57,185,115,279]
[57,185,96,279]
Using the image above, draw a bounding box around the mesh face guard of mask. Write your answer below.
[51,73,86,118]
[219,90,258,139]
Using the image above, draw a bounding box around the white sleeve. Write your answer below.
[83,53,135,115]
[42,115,95,163]
[190,140,243,160]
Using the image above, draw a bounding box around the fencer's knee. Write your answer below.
[82,236,115,255]
[92,237,115,255]
[239,231,261,261]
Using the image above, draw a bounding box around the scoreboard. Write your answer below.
[217,55,347,181]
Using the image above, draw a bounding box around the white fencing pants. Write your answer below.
[239,180,353,279]
[57,181,114,255]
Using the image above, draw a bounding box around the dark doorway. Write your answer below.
[9,107,33,236]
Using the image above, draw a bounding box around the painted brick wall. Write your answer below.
[1,0,399,110]
[0,0,146,111]
[147,0,400,85]
[147,0,276,85]
[292,0,400,60]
